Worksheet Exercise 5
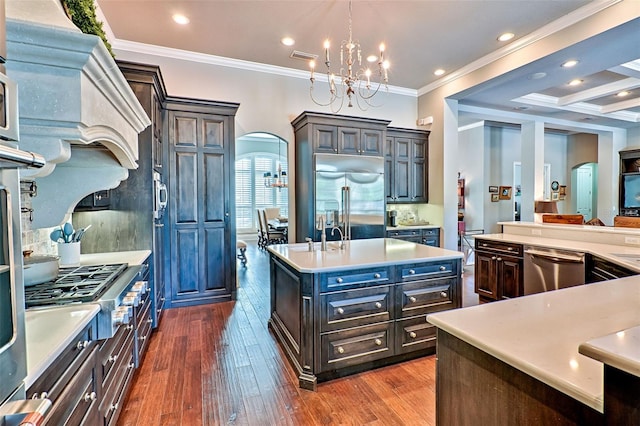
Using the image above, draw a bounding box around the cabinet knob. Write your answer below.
[76,340,90,350]
[334,148,338,153]
[374,339,382,346]
[440,292,448,298]
[439,266,446,271]
[337,346,345,354]
[108,354,119,363]
[375,302,382,309]
[482,243,488,247]
[408,269,415,275]
[497,257,502,262]
[147,318,153,324]
[336,277,343,284]
[109,403,119,414]
[84,391,97,402]
[507,247,513,251]
[128,362,135,369]
[373,273,381,279]
[409,296,417,303]
[491,256,497,261]
[337,307,344,315]
[139,336,147,341]
[409,331,417,339]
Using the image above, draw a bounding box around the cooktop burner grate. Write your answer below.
[24,263,128,307]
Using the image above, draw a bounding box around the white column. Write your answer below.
[597,129,627,224]
[520,121,545,222]
[443,98,459,250]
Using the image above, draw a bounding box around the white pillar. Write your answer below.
[597,129,627,224]
[520,121,545,222]
[443,98,459,250]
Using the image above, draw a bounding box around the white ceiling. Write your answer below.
[96,0,640,130]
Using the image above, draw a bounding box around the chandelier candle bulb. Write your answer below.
[324,39,330,64]
[310,60,315,80]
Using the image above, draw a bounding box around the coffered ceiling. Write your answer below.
[96,0,640,130]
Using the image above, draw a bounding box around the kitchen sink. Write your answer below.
[287,242,341,252]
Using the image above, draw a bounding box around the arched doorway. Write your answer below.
[235,132,289,236]
[572,162,597,222]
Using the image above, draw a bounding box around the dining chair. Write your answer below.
[262,209,286,246]
[265,207,281,221]
[256,208,267,249]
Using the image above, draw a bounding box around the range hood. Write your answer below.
[5,0,151,228]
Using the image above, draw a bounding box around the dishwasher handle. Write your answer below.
[524,249,584,263]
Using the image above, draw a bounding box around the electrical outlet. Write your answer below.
[531,229,542,235]
[624,236,640,245]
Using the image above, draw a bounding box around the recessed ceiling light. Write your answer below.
[617,90,631,97]
[172,14,190,25]
[366,55,378,63]
[281,37,295,47]
[529,72,547,80]
[568,79,583,86]
[497,32,514,42]
[434,69,445,76]
[562,59,579,68]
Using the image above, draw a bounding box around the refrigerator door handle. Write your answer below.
[342,186,351,240]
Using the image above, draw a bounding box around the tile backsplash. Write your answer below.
[21,190,58,255]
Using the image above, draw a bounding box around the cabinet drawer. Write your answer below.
[397,278,456,318]
[101,341,135,426]
[422,228,439,236]
[398,260,456,282]
[320,322,393,372]
[136,300,153,366]
[320,266,391,292]
[387,229,421,238]
[395,316,437,355]
[475,239,522,257]
[99,322,134,391]
[320,285,393,332]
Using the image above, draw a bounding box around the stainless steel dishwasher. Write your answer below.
[523,246,586,295]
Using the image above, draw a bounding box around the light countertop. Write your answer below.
[80,249,151,266]
[427,278,640,413]
[25,303,101,388]
[267,238,462,273]
[475,233,640,272]
[386,224,440,230]
[579,325,640,377]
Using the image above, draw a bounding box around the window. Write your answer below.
[235,144,288,232]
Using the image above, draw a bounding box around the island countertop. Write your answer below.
[267,237,463,273]
[427,277,640,412]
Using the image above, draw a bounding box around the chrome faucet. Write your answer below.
[316,216,327,251]
[331,225,346,250]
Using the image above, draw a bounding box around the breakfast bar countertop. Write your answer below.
[267,237,462,273]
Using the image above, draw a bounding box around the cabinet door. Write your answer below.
[168,110,235,306]
[152,93,163,172]
[152,222,165,327]
[360,128,384,156]
[410,138,427,202]
[313,124,338,153]
[393,138,411,201]
[498,255,523,299]
[338,126,361,155]
[384,136,394,201]
[474,252,498,300]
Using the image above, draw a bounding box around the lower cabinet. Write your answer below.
[269,256,461,390]
[386,227,440,247]
[586,254,638,282]
[474,239,523,303]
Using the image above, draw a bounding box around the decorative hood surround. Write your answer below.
[5,0,150,228]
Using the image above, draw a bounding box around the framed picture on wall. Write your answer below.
[499,186,512,200]
[489,186,499,193]
[491,193,499,202]
[551,192,560,201]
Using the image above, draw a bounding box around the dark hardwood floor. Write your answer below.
[118,241,476,425]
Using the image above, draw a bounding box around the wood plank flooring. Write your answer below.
[118,242,477,426]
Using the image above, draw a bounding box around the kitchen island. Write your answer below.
[427,277,640,425]
[267,238,463,390]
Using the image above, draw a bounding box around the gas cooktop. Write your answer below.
[24,263,128,308]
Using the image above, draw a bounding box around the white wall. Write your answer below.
[458,124,484,231]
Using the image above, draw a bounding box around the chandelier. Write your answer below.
[263,139,287,189]
[309,0,390,112]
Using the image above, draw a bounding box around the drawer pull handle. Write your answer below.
[497,257,502,262]
[439,266,446,271]
[109,403,119,414]
[108,355,119,363]
[31,392,49,400]
[409,331,417,339]
[336,277,344,284]
[147,318,153,324]
[507,247,513,251]
[373,273,381,279]
[408,269,415,275]
[139,336,146,341]
[374,339,382,346]
[76,340,90,350]
[337,307,344,315]
[482,243,488,247]
[440,292,448,298]
[491,256,497,260]
[375,302,382,309]
[126,325,134,331]
[337,346,345,354]
[84,392,97,402]
[409,296,417,303]
[128,362,135,369]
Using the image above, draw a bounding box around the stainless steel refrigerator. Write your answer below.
[314,153,385,240]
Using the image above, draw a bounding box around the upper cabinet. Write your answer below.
[293,111,389,157]
[386,127,429,203]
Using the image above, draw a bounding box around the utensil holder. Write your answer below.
[58,242,81,267]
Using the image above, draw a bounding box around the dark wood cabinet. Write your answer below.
[291,111,390,242]
[269,254,461,390]
[165,98,239,307]
[474,239,523,303]
[386,128,429,203]
[586,254,638,282]
[386,227,440,247]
